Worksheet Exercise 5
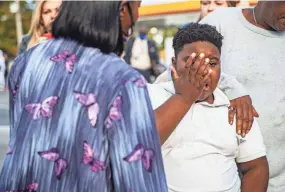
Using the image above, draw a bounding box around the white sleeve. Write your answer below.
[147,83,171,109]
[236,119,266,163]
[154,71,169,84]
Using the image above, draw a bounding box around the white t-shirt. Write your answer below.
[130,38,152,70]
[200,8,285,192]
[147,82,266,192]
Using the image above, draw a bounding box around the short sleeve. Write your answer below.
[108,75,168,192]
[236,119,266,163]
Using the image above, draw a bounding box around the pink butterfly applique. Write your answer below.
[133,76,147,87]
[25,96,58,120]
[24,183,38,192]
[73,92,100,127]
[6,145,13,155]
[50,50,76,73]
[123,144,155,172]
[83,141,105,172]
[38,148,68,180]
[105,96,122,129]
[5,183,38,192]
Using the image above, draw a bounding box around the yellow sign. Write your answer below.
[139,0,258,17]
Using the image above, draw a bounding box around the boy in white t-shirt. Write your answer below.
[148,23,269,192]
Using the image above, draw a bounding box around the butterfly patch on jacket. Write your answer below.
[73,92,100,127]
[105,96,122,129]
[4,183,38,192]
[50,50,76,73]
[123,144,155,172]
[25,96,58,120]
[82,141,105,172]
[133,76,147,87]
[38,148,68,180]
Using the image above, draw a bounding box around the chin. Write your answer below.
[197,90,214,103]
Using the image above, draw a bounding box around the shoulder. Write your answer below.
[208,7,240,18]
[21,34,32,43]
[200,7,241,28]
[213,88,231,105]
[147,82,173,109]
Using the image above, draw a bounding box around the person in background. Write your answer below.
[0,50,5,91]
[18,0,61,54]
[124,25,161,83]
[198,2,285,191]
[0,1,167,191]
[148,23,268,192]
[197,0,240,22]
[0,49,10,92]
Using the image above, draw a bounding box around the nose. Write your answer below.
[50,10,58,21]
[208,3,217,13]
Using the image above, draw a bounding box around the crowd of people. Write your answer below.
[0,0,284,192]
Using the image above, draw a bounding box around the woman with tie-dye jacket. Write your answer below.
[0,1,167,192]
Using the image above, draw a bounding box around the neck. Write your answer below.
[251,5,275,31]
[196,93,214,104]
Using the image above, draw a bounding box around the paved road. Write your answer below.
[0,91,9,169]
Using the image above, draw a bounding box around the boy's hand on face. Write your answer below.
[171,52,211,106]
[228,95,259,137]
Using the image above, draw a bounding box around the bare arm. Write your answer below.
[155,95,194,144]
[152,53,210,145]
[238,157,269,192]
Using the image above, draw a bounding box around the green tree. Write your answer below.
[0,1,32,57]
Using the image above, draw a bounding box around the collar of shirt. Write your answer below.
[156,81,230,107]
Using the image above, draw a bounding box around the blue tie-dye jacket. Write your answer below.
[0,38,167,192]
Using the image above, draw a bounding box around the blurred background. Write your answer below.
[0,0,257,168]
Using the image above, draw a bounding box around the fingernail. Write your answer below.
[238,130,241,135]
[242,133,245,137]
[230,120,233,125]
[190,53,196,59]
[246,130,249,134]
[199,53,205,58]
[205,58,210,64]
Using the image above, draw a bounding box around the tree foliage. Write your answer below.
[0,1,32,57]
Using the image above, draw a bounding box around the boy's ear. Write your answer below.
[172,57,176,67]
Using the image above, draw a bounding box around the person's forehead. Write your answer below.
[43,1,61,9]
[179,42,220,58]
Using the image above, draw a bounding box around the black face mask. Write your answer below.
[122,2,135,41]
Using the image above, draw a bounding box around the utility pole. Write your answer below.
[10,0,23,47]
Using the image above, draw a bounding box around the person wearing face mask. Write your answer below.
[0,1,168,191]
[124,25,161,83]
[18,0,62,55]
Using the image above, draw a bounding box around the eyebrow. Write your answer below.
[208,56,220,60]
